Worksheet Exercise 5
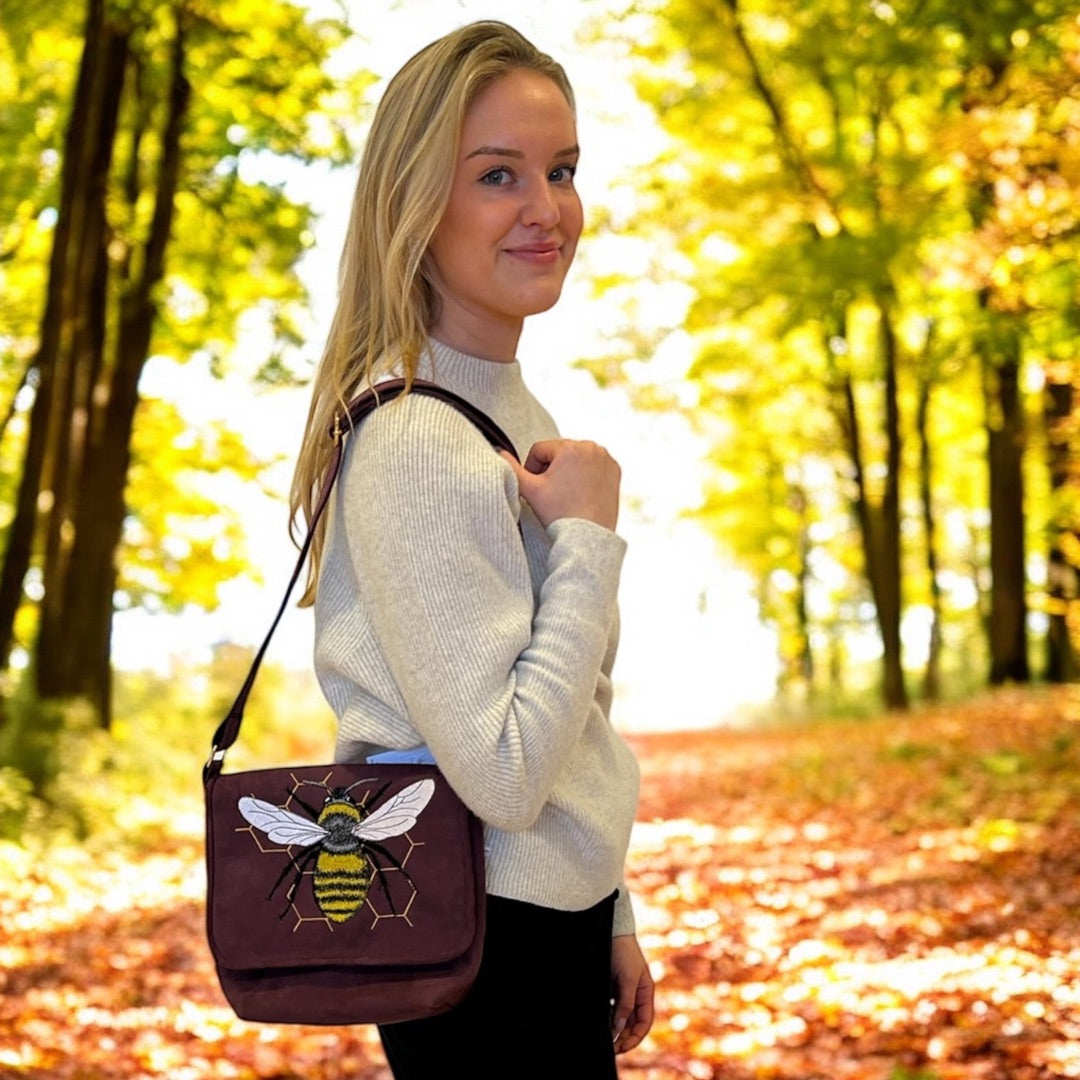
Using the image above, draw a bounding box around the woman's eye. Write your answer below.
[550,164,577,183]
[480,167,513,186]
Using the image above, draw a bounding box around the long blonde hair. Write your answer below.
[290,21,574,604]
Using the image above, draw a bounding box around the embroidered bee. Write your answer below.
[238,777,435,923]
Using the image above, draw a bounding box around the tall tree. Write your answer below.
[0,0,128,692]
[591,0,1080,706]
[0,0,365,725]
[940,3,1080,682]
[981,316,1029,683]
[1043,364,1080,682]
[913,323,945,699]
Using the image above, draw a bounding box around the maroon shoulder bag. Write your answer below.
[203,380,517,1026]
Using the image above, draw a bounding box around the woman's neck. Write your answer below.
[427,312,521,363]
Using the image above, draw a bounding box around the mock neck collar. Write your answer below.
[421,339,525,397]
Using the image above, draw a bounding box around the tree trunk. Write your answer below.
[983,326,1029,684]
[916,374,943,700]
[794,500,814,691]
[1043,363,1079,682]
[830,300,908,710]
[34,17,190,726]
[32,3,131,714]
[876,298,907,709]
[0,0,128,676]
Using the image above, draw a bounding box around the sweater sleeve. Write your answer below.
[339,395,627,831]
[614,880,636,936]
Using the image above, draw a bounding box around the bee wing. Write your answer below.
[238,796,326,846]
[352,778,436,841]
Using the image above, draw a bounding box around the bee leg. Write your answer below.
[363,840,415,886]
[361,842,416,915]
[288,789,322,820]
[266,855,299,901]
[357,780,392,809]
[363,850,398,913]
[268,849,318,919]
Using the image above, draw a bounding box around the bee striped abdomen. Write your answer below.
[314,850,373,922]
[312,798,370,922]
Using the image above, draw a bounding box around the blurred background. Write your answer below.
[3,2,1080,1076]
[5,0,1078,761]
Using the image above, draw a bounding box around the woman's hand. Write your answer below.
[501,439,621,531]
[610,933,654,1054]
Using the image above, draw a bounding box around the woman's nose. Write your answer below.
[522,179,560,228]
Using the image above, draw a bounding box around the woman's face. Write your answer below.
[426,68,583,361]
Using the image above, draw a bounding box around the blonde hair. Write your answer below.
[289,21,574,604]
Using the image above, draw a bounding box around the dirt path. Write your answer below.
[2,687,1079,1078]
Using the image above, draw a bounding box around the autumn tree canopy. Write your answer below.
[587,0,1080,708]
[0,0,370,726]
[4,0,1080,729]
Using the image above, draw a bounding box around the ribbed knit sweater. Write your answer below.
[313,340,640,935]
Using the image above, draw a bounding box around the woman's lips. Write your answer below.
[505,243,561,264]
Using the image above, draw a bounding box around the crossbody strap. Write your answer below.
[203,379,519,782]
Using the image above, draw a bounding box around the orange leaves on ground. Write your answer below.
[2,687,1080,1078]
[0,839,390,1078]
[619,687,1080,1079]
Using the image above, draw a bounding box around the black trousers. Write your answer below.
[379,891,619,1078]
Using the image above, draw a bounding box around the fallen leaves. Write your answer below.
[2,686,1080,1078]
[619,686,1080,1079]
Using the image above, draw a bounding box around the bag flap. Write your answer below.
[205,763,483,972]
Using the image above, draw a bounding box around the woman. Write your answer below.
[291,20,653,1076]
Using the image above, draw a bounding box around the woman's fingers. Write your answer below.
[502,440,620,530]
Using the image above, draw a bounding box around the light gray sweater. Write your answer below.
[313,340,640,935]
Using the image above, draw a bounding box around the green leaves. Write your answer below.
[598,0,1080,702]
[123,395,258,613]
[0,0,370,721]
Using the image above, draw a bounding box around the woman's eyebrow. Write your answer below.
[465,144,580,160]
[465,145,524,160]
